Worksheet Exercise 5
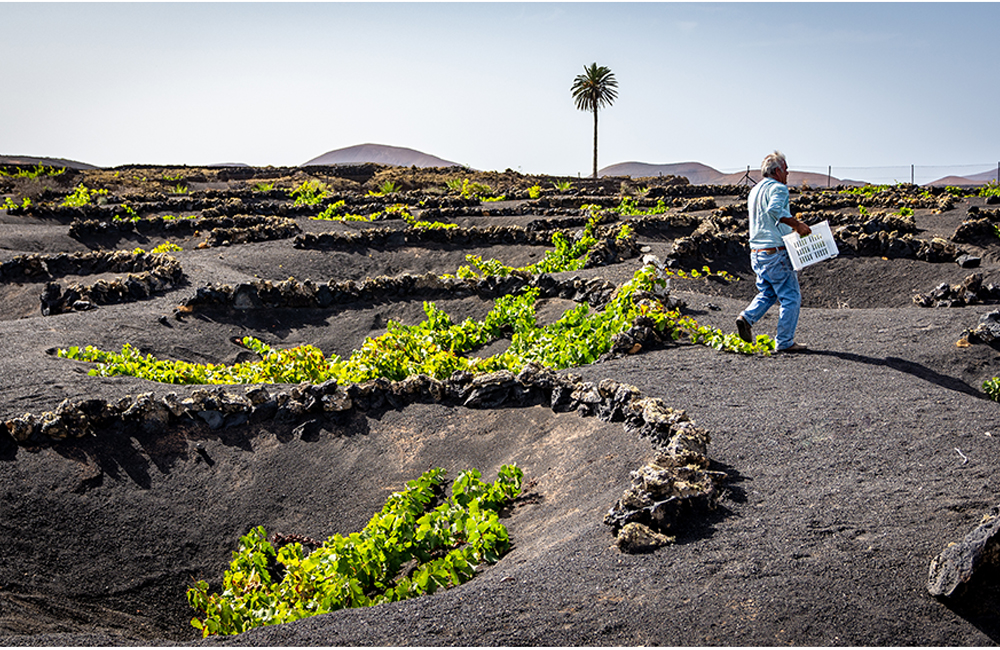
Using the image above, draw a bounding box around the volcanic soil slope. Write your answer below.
[2,163,1000,645]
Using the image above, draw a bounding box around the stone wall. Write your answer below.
[68,215,301,247]
[179,272,626,314]
[0,250,185,316]
[293,224,640,269]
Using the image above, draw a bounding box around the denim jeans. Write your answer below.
[740,249,801,350]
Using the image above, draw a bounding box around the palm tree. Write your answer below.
[571,63,618,179]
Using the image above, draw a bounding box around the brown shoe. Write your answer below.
[777,343,808,353]
[735,316,753,343]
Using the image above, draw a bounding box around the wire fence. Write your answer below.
[721,162,1000,187]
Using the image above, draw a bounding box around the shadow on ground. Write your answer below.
[939,565,1000,643]
[808,349,987,400]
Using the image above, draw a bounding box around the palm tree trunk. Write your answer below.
[592,106,599,179]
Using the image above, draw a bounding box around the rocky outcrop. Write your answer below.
[69,214,300,247]
[635,184,746,199]
[792,186,957,214]
[623,213,702,240]
[604,418,726,553]
[793,209,845,226]
[791,193,860,212]
[4,365,708,456]
[928,503,1000,598]
[14,194,294,221]
[178,272,624,314]
[933,193,958,213]
[837,210,917,233]
[294,224,639,268]
[0,250,178,283]
[835,228,962,263]
[952,218,997,245]
[671,218,747,263]
[961,309,1000,345]
[612,522,675,553]
[5,367,725,559]
[913,273,1000,308]
[201,217,301,247]
[416,204,525,219]
[525,212,620,232]
[952,207,1000,245]
[594,281,727,553]
[295,225,553,249]
[580,233,641,269]
[0,251,185,315]
[675,197,717,213]
[40,271,180,315]
[854,185,954,211]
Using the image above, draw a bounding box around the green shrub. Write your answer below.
[310,200,375,222]
[368,180,399,197]
[397,205,457,230]
[608,196,669,217]
[2,196,31,210]
[979,180,1000,199]
[450,212,610,279]
[289,180,329,206]
[0,164,65,179]
[187,465,523,637]
[446,178,494,201]
[58,258,772,388]
[151,241,183,253]
[839,184,892,199]
[112,203,139,222]
[984,377,1000,401]
[129,242,182,255]
[660,264,737,282]
[61,184,108,207]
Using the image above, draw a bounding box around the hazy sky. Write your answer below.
[3,2,998,183]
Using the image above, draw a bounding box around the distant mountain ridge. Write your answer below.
[4,148,993,187]
[599,161,723,184]
[603,160,998,188]
[302,143,462,168]
[0,155,97,170]
[926,168,998,186]
[599,160,857,188]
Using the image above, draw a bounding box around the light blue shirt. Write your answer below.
[748,177,793,249]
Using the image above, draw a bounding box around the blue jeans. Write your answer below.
[740,249,801,350]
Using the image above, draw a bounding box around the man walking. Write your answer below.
[735,151,812,353]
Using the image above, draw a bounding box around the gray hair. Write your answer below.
[761,151,787,179]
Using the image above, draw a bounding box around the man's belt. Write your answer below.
[751,246,786,254]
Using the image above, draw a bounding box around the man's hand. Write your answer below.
[781,217,812,237]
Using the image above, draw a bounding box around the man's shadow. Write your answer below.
[804,349,988,401]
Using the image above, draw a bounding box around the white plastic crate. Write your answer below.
[782,220,839,271]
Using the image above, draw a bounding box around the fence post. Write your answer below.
[911,164,914,185]
[828,165,831,188]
